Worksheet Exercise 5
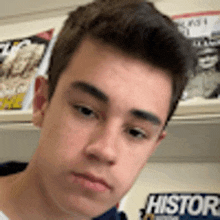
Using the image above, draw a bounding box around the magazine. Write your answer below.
[0,29,54,110]
[173,11,220,100]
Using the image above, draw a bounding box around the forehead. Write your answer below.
[59,37,172,125]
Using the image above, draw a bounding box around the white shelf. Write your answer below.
[0,0,92,26]
[0,99,219,163]
[0,122,37,131]
[1,98,220,124]
[175,98,220,116]
[0,109,33,123]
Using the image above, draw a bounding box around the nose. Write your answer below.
[84,121,120,165]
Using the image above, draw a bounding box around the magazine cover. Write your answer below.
[139,193,220,220]
[173,11,220,100]
[21,35,57,111]
[0,29,54,110]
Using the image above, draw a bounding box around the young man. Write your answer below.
[0,0,195,219]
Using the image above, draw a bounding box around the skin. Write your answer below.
[0,37,172,220]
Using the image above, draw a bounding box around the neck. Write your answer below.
[3,164,91,220]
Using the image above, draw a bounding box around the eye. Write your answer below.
[128,127,147,140]
[74,105,96,118]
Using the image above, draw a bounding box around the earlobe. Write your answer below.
[158,130,167,142]
[32,76,49,128]
[154,130,167,151]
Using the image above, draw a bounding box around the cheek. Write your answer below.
[115,148,149,194]
[39,105,89,163]
[116,137,159,191]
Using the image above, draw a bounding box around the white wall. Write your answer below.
[0,0,92,41]
[155,0,220,16]
[1,0,219,41]
[0,16,66,41]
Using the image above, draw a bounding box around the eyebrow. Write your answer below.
[70,81,109,103]
[130,109,161,126]
[70,81,161,126]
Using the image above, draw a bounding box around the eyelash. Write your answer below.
[73,104,98,119]
[73,104,148,140]
[126,127,147,140]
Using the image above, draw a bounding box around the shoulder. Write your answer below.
[0,161,28,206]
[0,172,22,220]
[0,176,11,211]
[0,173,17,200]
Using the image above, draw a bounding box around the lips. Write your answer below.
[72,172,111,192]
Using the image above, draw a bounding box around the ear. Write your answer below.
[156,130,167,145]
[151,130,167,154]
[141,130,167,168]
[32,76,49,128]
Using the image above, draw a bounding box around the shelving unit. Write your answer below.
[0,109,32,123]
[0,0,220,163]
[175,98,220,116]
[1,98,220,125]
[0,98,220,163]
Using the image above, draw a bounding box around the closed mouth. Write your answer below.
[72,172,112,191]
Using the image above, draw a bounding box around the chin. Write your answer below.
[56,194,113,219]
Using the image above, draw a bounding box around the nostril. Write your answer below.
[108,161,114,166]
[85,148,116,165]
[87,153,100,162]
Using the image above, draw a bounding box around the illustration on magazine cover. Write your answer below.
[173,11,220,100]
[0,29,54,110]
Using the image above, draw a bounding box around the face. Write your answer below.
[197,47,219,70]
[33,38,172,218]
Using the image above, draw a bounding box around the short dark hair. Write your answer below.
[47,0,195,125]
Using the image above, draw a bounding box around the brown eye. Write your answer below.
[128,127,147,139]
[74,105,96,118]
